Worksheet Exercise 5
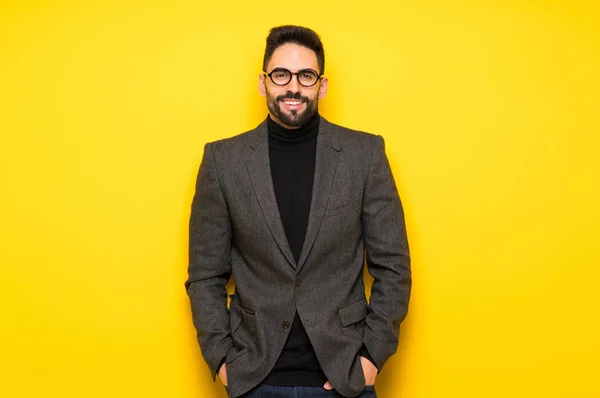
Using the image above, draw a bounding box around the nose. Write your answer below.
[286,74,301,92]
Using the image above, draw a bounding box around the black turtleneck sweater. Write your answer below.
[263,112,327,386]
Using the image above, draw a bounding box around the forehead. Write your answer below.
[267,43,319,72]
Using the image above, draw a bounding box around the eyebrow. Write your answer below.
[270,67,319,73]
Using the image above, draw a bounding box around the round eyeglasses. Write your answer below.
[263,67,322,87]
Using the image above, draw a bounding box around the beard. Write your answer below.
[266,90,318,128]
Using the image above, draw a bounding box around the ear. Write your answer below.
[258,73,267,97]
[318,76,328,100]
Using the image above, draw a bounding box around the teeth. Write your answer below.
[283,101,302,105]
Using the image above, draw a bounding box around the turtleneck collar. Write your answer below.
[267,112,320,144]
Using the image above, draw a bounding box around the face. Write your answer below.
[259,43,328,129]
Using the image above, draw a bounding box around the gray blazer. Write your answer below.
[186,117,411,397]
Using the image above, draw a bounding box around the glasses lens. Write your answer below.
[298,70,318,86]
[270,69,291,85]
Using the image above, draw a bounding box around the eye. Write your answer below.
[272,69,290,79]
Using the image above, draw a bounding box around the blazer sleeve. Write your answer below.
[361,135,412,370]
[185,142,233,380]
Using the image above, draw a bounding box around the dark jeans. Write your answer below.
[233,384,377,397]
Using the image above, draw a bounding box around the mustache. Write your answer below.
[276,92,310,102]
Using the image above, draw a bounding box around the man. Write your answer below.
[186,25,411,398]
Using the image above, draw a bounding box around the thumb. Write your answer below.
[323,381,334,390]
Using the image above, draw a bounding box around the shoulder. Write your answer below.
[321,117,384,152]
[204,122,265,156]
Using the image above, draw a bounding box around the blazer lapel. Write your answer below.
[297,118,341,270]
[246,121,296,267]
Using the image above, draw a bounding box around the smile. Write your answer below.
[281,100,304,106]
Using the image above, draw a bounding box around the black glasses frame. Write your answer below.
[263,67,323,87]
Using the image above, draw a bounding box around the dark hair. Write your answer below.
[263,25,325,75]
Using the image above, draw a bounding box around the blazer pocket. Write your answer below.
[240,300,255,315]
[338,297,368,337]
[324,198,362,218]
[226,346,251,364]
[228,295,257,352]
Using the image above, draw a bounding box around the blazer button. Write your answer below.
[295,278,303,287]
[282,320,291,329]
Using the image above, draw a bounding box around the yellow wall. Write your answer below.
[1,0,599,397]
